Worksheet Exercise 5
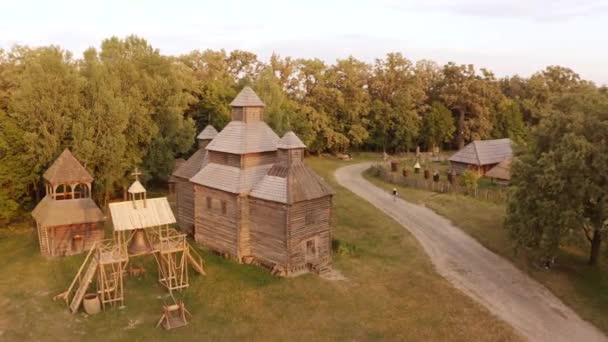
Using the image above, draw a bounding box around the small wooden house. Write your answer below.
[190,87,334,276]
[172,125,218,235]
[31,149,104,257]
[449,138,512,175]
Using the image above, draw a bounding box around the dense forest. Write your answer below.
[0,35,606,221]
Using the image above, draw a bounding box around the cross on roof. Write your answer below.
[131,168,142,181]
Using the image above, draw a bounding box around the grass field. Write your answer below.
[365,168,608,335]
[0,155,518,341]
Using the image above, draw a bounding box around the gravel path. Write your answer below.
[335,162,607,342]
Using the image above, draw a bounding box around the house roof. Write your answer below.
[449,138,513,166]
[485,158,512,180]
[172,148,209,180]
[168,158,186,183]
[32,197,104,227]
[277,131,306,149]
[43,149,93,185]
[197,125,218,140]
[250,161,334,204]
[205,121,279,154]
[230,86,265,107]
[109,197,176,231]
[190,163,272,195]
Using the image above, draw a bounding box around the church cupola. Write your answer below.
[277,131,306,164]
[229,86,265,123]
[128,168,147,208]
[196,125,218,149]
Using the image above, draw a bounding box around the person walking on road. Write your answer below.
[392,188,398,201]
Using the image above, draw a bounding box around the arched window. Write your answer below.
[73,183,89,199]
[54,184,73,200]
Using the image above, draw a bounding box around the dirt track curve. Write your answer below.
[335,162,607,342]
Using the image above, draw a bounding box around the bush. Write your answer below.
[332,239,358,256]
[459,170,480,194]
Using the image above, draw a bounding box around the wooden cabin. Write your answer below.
[449,138,512,175]
[31,149,104,257]
[190,87,334,276]
[172,125,218,235]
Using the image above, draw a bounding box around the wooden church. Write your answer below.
[188,87,334,276]
[32,149,105,257]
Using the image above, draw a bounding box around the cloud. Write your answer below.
[387,0,608,21]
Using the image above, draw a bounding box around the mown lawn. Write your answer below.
[365,168,608,335]
[0,155,518,341]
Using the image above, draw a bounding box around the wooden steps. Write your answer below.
[69,257,98,313]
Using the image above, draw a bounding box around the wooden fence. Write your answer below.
[370,164,507,203]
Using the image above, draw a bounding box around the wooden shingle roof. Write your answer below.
[197,125,218,140]
[277,131,306,149]
[230,86,265,107]
[485,158,512,180]
[172,148,209,180]
[205,121,279,154]
[449,138,513,166]
[43,149,93,185]
[168,158,186,183]
[109,197,176,231]
[32,197,104,227]
[128,180,146,194]
[190,163,272,195]
[250,161,334,204]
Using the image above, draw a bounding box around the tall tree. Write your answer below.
[506,90,608,265]
[420,101,455,151]
[368,52,426,152]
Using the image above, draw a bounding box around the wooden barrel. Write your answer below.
[390,161,398,172]
[402,169,408,177]
[424,169,430,179]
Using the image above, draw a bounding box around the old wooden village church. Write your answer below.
[173,87,334,276]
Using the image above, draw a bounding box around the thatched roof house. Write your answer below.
[449,138,513,175]
[189,87,333,276]
[32,149,104,258]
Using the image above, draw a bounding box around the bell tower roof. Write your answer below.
[43,148,93,185]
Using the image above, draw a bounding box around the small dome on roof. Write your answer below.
[277,131,306,149]
[197,125,218,140]
[128,180,146,194]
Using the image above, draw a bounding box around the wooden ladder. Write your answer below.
[37,225,50,256]
[69,257,98,313]
[186,243,206,275]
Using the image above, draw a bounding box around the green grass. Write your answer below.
[0,155,518,341]
[365,168,608,335]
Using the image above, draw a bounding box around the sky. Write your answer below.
[1,0,607,84]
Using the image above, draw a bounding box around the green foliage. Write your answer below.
[458,170,480,194]
[491,98,526,142]
[0,36,605,220]
[506,89,608,265]
[420,101,455,150]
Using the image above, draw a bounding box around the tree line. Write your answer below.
[0,35,605,226]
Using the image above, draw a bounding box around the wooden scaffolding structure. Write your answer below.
[58,173,205,314]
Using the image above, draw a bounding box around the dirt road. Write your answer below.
[335,162,606,342]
